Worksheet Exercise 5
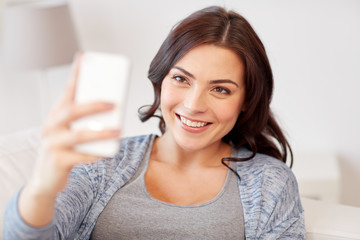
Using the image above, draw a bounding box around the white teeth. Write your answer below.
[180,116,207,128]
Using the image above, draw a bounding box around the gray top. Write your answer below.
[4,134,305,240]
[91,145,244,239]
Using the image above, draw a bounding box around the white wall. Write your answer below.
[1,0,360,206]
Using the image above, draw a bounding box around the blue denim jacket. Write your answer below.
[4,134,305,239]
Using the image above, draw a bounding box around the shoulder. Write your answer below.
[234,148,301,216]
[96,134,155,169]
[119,134,156,149]
[78,134,156,189]
[234,148,295,192]
[234,148,304,238]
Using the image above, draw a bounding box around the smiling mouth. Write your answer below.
[177,114,211,128]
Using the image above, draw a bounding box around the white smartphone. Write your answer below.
[71,51,131,157]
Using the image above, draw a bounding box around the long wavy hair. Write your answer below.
[139,6,293,168]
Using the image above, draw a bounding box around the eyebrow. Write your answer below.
[173,66,195,78]
[173,66,239,87]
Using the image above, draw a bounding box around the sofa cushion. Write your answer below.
[0,127,41,236]
[303,197,360,240]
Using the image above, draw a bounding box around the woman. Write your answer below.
[4,6,305,240]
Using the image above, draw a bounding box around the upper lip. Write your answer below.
[176,113,211,124]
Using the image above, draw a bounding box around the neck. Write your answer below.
[153,132,232,169]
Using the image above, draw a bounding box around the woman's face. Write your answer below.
[160,44,246,151]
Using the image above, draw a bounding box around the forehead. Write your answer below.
[173,44,245,83]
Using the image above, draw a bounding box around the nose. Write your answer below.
[183,87,207,113]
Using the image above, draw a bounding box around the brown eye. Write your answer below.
[213,87,230,95]
[172,75,188,84]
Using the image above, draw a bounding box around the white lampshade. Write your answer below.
[1,0,79,71]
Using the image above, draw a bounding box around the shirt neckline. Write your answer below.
[140,142,238,208]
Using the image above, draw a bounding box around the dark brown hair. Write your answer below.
[139,6,293,167]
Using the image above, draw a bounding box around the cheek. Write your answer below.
[219,107,239,125]
[216,97,244,126]
[160,81,180,113]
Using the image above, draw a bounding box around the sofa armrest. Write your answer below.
[0,127,41,237]
[302,197,360,240]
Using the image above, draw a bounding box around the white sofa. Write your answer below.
[1,127,360,239]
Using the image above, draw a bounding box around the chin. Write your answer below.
[172,133,219,152]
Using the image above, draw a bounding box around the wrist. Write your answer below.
[19,184,57,227]
[24,180,59,200]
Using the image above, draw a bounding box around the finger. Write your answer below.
[60,52,83,105]
[45,53,84,122]
[71,152,103,165]
[70,129,121,146]
[49,101,115,129]
[49,128,121,148]
[55,150,104,171]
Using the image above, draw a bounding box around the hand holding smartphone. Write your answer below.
[72,51,130,157]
